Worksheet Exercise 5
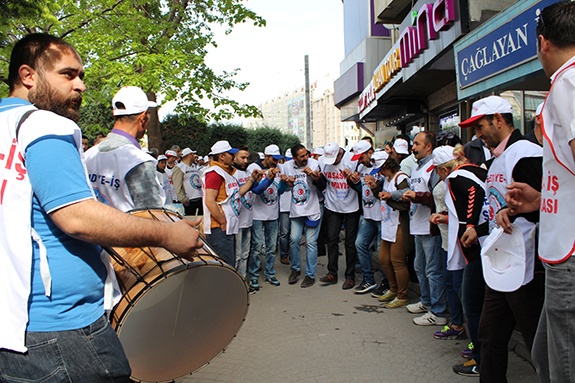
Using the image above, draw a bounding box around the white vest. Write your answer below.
[163,165,177,203]
[201,165,241,235]
[358,165,382,222]
[156,170,169,205]
[84,144,157,212]
[539,61,575,263]
[486,139,541,286]
[177,161,202,200]
[282,158,321,219]
[279,162,291,213]
[445,167,489,271]
[381,172,409,242]
[409,159,434,235]
[321,155,359,213]
[248,163,280,221]
[234,168,255,229]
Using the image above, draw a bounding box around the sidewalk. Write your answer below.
[179,252,539,383]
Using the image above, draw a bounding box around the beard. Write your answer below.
[29,78,82,122]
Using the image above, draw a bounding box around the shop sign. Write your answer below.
[373,47,402,93]
[358,82,375,114]
[455,0,556,88]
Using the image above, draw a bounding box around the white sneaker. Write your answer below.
[406,301,429,314]
[413,312,448,326]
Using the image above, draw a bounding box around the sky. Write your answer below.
[159,0,344,119]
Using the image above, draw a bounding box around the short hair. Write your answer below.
[486,113,514,128]
[537,1,575,49]
[291,144,306,158]
[237,145,249,152]
[170,145,180,151]
[417,131,437,150]
[362,136,374,145]
[381,157,401,173]
[8,33,77,92]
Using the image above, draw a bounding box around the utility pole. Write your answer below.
[304,55,312,148]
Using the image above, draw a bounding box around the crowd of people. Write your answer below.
[1,2,575,382]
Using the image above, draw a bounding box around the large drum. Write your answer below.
[106,208,249,383]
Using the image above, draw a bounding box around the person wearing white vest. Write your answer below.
[0,33,203,381]
[401,132,447,327]
[278,148,293,265]
[458,95,544,382]
[155,154,170,204]
[85,86,164,212]
[280,144,324,288]
[202,140,260,267]
[247,144,284,290]
[501,5,575,381]
[317,142,362,290]
[172,147,203,216]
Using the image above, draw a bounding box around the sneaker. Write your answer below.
[406,301,429,314]
[383,297,408,309]
[248,286,257,295]
[265,276,280,286]
[453,359,480,377]
[354,281,377,294]
[341,279,355,290]
[319,274,338,285]
[461,342,474,359]
[413,312,448,326]
[280,256,289,265]
[288,269,300,285]
[370,284,389,298]
[301,276,315,288]
[377,290,397,302]
[433,324,467,340]
[249,278,260,291]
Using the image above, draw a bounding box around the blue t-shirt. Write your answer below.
[22,118,106,331]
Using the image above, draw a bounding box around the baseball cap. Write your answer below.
[264,144,283,160]
[157,155,168,161]
[459,96,513,128]
[322,142,340,165]
[535,103,543,116]
[481,225,526,292]
[203,155,209,162]
[370,151,389,174]
[312,147,324,156]
[209,140,239,156]
[432,146,456,166]
[165,150,178,158]
[351,140,372,161]
[181,147,197,157]
[285,149,292,160]
[258,152,265,159]
[112,86,158,116]
[393,138,409,155]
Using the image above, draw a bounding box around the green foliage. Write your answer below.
[77,103,114,141]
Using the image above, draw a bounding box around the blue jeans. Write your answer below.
[289,216,319,279]
[414,234,446,316]
[440,248,464,326]
[279,212,290,258]
[249,219,279,279]
[0,315,131,382]
[235,227,251,278]
[206,227,235,267]
[355,217,381,285]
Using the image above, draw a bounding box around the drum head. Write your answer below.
[116,262,249,382]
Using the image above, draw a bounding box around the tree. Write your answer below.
[0,0,265,150]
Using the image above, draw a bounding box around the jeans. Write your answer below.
[0,315,131,383]
[249,220,279,280]
[235,227,251,278]
[279,212,290,258]
[289,217,319,279]
[533,257,575,383]
[355,217,381,285]
[325,208,360,280]
[414,234,446,316]
[441,248,464,326]
[461,256,485,364]
[478,273,544,383]
[206,227,236,267]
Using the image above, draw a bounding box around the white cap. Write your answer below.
[209,140,239,156]
[481,225,526,292]
[203,155,209,162]
[264,144,283,160]
[165,150,178,158]
[285,148,292,159]
[370,150,389,173]
[112,86,157,116]
[432,145,456,166]
[312,147,325,156]
[393,138,409,155]
[181,147,196,157]
[351,140,371,160]
[322,142,340,165]
[258,152,265,159]
[157,155,168,161]
[535,103,543,116]
[459,96,513,128]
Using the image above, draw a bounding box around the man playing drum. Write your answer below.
[0,33,203,382]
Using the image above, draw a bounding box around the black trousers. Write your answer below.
[184,198,203,216]
[324,208,360,281]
